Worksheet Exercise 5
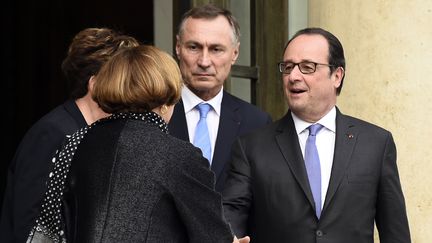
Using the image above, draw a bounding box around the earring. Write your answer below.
[160,105,168,114]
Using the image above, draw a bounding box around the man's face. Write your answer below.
[282,34,343,122]
[176,15,239,101]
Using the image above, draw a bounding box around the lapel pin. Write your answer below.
[347,134,354,139]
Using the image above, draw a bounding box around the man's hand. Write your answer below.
[233,236,250,243]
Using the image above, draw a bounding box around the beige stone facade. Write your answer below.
[309,1,432,242]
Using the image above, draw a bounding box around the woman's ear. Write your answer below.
[160,105,168,115]
[88,75,96,92]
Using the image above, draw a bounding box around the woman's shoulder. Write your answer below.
[164,134,203,159]
[163,134,209,167]
[120,122,204,162]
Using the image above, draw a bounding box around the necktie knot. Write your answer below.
[197,103,211,118]
[308,124,323,136]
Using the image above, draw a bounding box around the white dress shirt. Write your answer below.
[291,107,336,209]
[181,85,223,163]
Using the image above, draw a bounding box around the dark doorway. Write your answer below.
[1,0,154,210]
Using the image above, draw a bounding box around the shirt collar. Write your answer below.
[181,85,223,115]
[291,106,336,135]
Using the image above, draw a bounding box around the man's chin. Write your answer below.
[186,83,208,91]
[189,80,215,89]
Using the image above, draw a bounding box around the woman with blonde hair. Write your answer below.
[28,45,248,243]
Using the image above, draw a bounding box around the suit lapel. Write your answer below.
[275,113,317,211]
[212,92,241,181]
[168,100,189,141]
[169,94,243,184]
[322,109,357,213]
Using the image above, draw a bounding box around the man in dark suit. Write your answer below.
[169,4,272,192]
[222,27,411,243]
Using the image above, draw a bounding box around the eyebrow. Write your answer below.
[184,40,227,49]
[283,59,317,63]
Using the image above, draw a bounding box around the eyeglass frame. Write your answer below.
[278,61,335,74]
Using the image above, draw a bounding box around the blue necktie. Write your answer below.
[193,103,212,163]
[305,124,324,218]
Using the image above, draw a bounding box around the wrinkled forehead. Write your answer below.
[179,16,237,45]
[284,34,329,63]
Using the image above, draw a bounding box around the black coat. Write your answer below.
[65,116,233,242]
[0,100,86,243]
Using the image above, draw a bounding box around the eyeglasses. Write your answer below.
[278,61,335,74]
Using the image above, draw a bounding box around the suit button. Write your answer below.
[316,230,323,237]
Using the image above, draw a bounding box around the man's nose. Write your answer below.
[197,49,211,67]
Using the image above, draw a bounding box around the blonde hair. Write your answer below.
[92,45,182,113]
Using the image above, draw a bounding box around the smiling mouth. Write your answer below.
[290,88,306,94]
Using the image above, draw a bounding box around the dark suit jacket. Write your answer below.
[65,116,233,242]
[223,108,411,243]
[168,91,272,192]
[0,100,86,243]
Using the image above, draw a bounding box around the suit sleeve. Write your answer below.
[0,123,65,243]
[375,132,411,243]
[166,147,233,243]
[222,138,253,238]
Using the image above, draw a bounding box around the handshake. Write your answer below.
[234,236,251,243]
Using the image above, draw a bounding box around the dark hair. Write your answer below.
[177,4,240,44]
[285,27,346,95]
[61,28,139,99]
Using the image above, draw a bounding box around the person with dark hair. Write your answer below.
[27,45,250,243]
[0,27,139,243]
[222,27,411,242]
[169,4,272,192]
